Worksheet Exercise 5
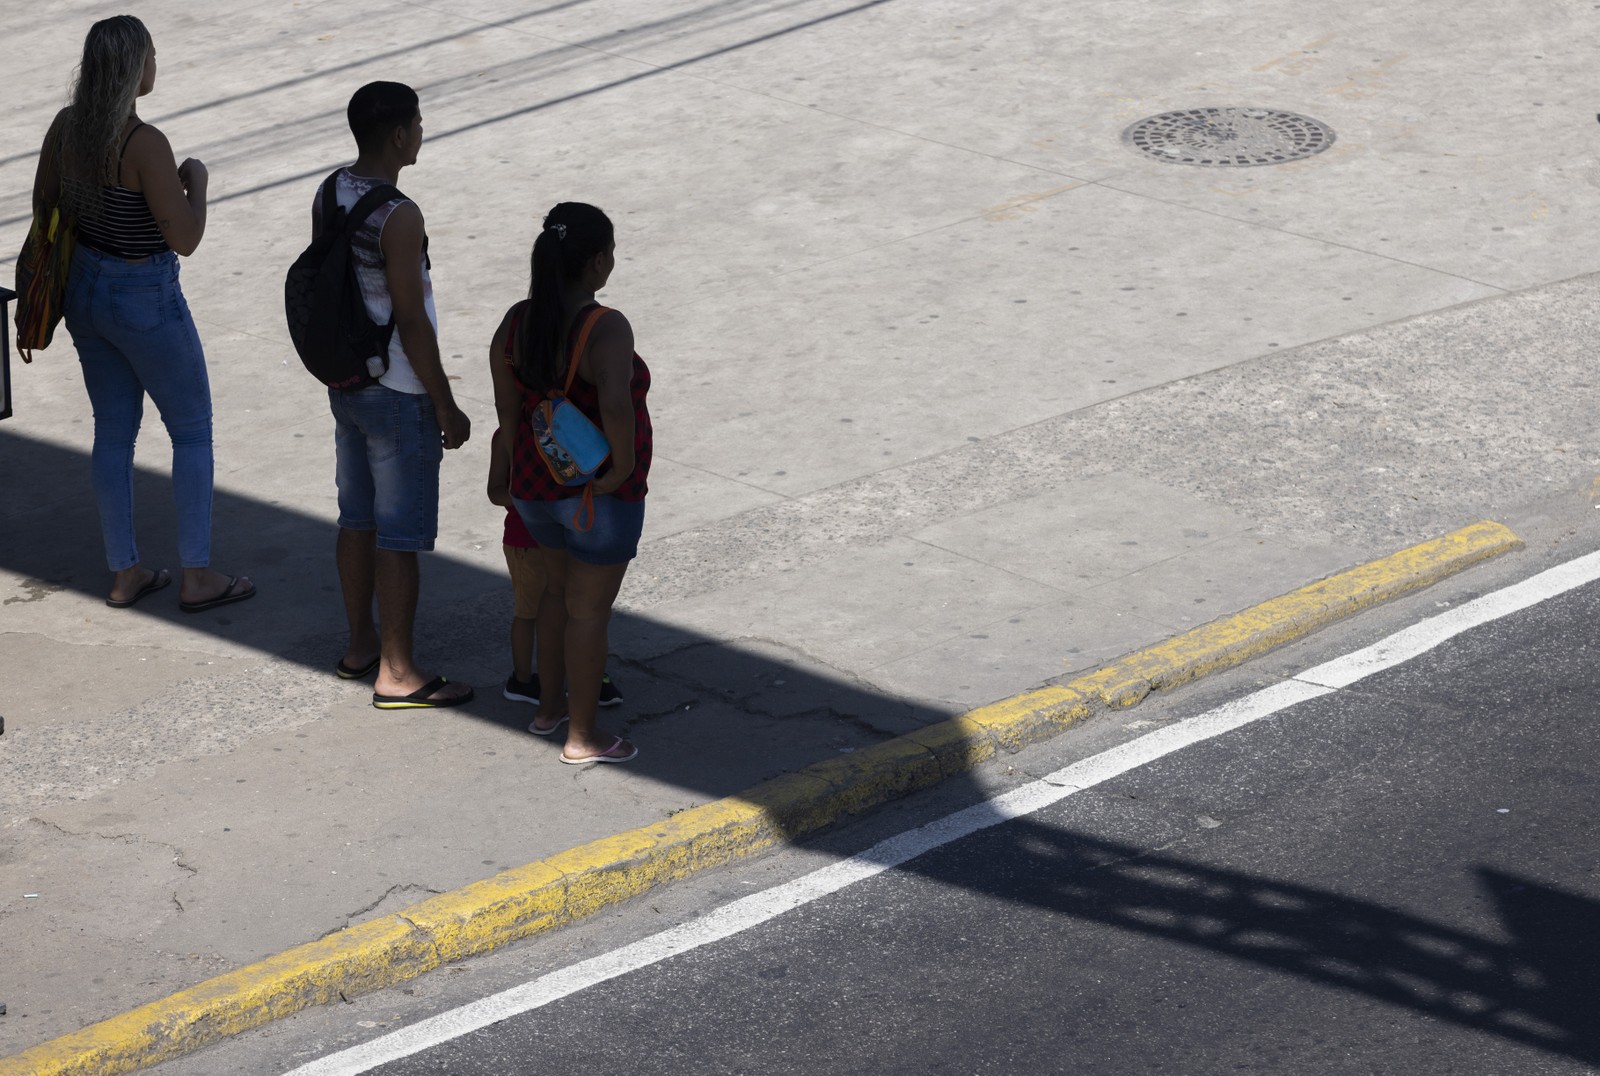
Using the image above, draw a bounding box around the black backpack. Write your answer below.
[284,168,403,391]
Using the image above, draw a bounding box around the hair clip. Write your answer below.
[549,222,567,240]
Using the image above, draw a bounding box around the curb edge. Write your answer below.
[0,519,1523,1076]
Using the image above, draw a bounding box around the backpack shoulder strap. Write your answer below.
[562,305,612,395]
[316,167,345,239]
[344,183,404,237]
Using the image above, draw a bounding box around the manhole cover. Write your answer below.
[1122,108,1335,167]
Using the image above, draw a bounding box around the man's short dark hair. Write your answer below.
[347,81,420,152]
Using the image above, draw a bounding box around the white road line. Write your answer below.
[285,549,1600,1076]
[1295,548,1600,689]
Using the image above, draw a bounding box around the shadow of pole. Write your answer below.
[0,0,851,174]
[0,0,899,237]
[896,818,1600,1066]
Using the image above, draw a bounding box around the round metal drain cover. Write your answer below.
[1122,108,1335,167]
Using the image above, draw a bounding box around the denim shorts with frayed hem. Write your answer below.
[330,384,442,552]
[512,495,645,566]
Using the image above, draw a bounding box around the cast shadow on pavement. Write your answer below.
[0,425,955,804]
[0,0,900,235]
[899,820,1600,1067]
[11,429,1587,1069]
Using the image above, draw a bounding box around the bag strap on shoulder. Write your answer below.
[317,167,404,240]
[345,183,404,238]
[561,305,612,396]
[316,168,344,238]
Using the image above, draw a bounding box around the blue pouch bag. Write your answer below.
[531,305,612,485]
[530,306,613,529]
[531,395,610,486]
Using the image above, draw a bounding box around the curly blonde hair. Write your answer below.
[61,15,151,185]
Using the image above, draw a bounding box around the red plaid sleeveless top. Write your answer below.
[505,302,652,502]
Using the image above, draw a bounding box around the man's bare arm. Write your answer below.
[382,201,470,449]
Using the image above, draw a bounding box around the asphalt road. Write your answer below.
[299,572,1600,1076]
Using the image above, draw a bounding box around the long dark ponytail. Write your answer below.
[514,202,614,393]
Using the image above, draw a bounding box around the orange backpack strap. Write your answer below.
[562,304,611,533]
[560,305,611,396]
[574,483,597,533]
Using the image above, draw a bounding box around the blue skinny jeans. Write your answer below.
[64,246,214,570]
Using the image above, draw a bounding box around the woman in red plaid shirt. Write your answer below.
[489,202,651,765]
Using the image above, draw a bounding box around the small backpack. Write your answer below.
[284,168,402,391]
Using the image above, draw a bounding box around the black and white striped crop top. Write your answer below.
[67,122,169,259]
[75,185,169,258]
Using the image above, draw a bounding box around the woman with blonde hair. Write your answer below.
[32,15,253,611]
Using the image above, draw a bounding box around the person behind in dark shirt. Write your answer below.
[486,427,624,713]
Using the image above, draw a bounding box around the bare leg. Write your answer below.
[371,548,470,702]
[560,559,630,759]
[510,615,536,681]
[336,527,379,670]
[375,547,419,692]
[508,546,544,683]
[530,548,569,732]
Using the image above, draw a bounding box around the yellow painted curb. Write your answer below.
[0,520,1521,1076]
[1069,519,1522,709]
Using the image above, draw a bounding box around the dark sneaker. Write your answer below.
[504,673,540,705]
[598,673,624,707]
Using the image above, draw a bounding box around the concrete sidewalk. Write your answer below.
[4,0,1600,1065]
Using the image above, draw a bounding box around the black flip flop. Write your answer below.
[105,568,171,608]
[180,575,256,614]
[372,676,475,710]
[336,655,381,680]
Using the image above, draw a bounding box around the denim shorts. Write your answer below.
[512,495,645,566]
[330,385,442,551]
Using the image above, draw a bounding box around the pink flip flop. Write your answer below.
[528,713,569,737]
[559,735,638,765]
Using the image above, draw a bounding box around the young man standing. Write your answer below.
[319,81,473,709]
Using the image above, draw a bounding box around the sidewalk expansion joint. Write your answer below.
[0,520,1523,1076]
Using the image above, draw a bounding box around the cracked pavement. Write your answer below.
[0,612,962,1053]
